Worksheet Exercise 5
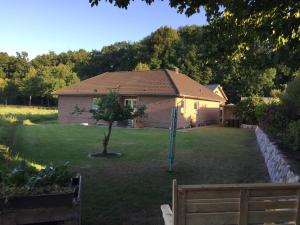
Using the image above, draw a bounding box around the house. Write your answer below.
[205,84,228,102]
[53,69,226,128]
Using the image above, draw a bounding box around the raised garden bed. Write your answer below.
[0,176,81,225]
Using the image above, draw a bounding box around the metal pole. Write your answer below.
[168,107,177,172]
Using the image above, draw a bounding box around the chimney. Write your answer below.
[171,66,179,73]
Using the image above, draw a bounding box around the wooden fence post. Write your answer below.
[239,189,248,225]
[296,189,300,225]
[173,179,177,225]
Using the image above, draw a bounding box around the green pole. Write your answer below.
[168,107,177,172]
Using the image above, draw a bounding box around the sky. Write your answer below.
[0,0,207,59]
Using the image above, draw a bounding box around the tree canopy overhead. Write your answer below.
[89,0,300,50]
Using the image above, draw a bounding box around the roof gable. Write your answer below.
[205,84,228,101]
[166,70,225,102]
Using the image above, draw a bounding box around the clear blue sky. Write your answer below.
[0,0,207,59]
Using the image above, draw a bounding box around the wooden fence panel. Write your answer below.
[163,180,300,225]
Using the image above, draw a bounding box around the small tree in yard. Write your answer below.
[89,90,145,157]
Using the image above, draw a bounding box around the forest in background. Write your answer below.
[0,24,299,106]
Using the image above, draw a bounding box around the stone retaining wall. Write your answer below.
[255,126,299,183]
[240,124,257,129]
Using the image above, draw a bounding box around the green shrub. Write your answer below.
[235,96,265,124]
[281,76,300,121]
[287,120,300,151]
[259,103,288,136]
[259,76,300,151]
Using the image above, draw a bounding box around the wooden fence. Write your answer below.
[161,180,300,225]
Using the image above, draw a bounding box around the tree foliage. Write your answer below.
[89,0,300,50]
[134,63,150,71]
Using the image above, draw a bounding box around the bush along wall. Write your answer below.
[255,127,299,183]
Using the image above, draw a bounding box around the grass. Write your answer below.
[0,105,57,123]
[0,105,57,170]
[13,124,269,225]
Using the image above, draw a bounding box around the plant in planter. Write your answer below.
[0,161,81,225]
[0,160,75,198]
[89,90,146,157]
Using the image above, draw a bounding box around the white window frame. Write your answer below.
[194,101,199,114]
[91,98,100,110]
[124,98,137,111]
[180,98,186,114]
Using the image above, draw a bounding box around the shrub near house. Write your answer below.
[261,75,300,151]
[235,73,300,151]
[235,96,266,125]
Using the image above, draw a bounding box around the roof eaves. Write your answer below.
[53,92,178,97]
[178,94,225,102]
[218,86,228,101]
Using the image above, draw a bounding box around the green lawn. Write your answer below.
[13,124,269,225]
[0,105,57,170]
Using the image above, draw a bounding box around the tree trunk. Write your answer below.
[102,121,113,155]
[29,95,32,106]
[5,98,7,105]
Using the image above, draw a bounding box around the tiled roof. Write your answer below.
[205,84,219,91]
[53,69,225,102]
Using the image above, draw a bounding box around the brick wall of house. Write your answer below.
[58,95,221,128]
[176,97,221,128]
[58,95,96,124]
[58,95,176,128]
[138,96,175,128]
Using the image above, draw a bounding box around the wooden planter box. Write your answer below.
[0,176,81,225]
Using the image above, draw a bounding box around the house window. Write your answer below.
[179,99,186,114]
[194,101,199,114]
[124,99,137,111]
[91,98,100,110]
[194,102,198,110]
[180,99,185,108]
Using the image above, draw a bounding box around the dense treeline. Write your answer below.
[0,24,299,106]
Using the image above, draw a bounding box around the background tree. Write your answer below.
[175,25,213,83]
[41,64,79,106]
[134,63,150,71]
[141,26,180,69]
[0,68,8,104]
[20,67,40,106]
[88,91,145,156]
